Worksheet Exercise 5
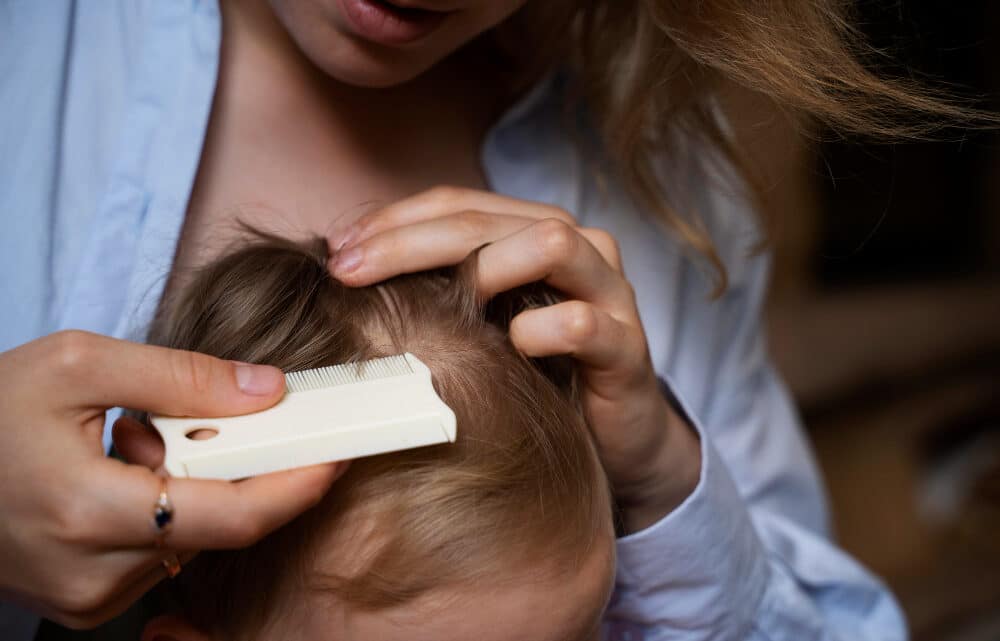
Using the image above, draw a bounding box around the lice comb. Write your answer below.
[150,353,456,480]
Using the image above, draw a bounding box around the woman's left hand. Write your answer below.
[327,187,701,532]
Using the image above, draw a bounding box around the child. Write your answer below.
[142,232,616,641]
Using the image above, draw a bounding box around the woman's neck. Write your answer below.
[170,0,512,294]
[215,0,505,194]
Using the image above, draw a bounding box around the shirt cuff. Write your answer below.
[606,375,770,636]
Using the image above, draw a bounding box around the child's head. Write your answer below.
[144,232,616,641]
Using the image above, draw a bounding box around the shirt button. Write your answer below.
[608,621,645,641]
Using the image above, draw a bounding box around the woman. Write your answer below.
[0,0,952,638]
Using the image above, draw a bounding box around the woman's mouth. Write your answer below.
[338,0,454,46]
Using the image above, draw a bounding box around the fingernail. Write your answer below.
[335,224,361,250]
[332,247,363,275]
[233,362,284,396]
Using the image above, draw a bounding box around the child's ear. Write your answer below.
[142,614,216,641]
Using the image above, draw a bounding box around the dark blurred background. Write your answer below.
[753,2,1000,638]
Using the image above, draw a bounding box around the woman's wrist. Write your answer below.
[615,400,703,534]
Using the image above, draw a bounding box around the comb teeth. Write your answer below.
[284,354,413,393]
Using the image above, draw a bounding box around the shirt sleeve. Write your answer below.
[602,231,907,640]
[603,389,906,641]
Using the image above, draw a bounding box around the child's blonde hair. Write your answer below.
[150,232,615,638]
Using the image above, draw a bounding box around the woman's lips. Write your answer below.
[338,0,452,46]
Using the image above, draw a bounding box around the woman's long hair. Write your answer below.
[497,0,993,291]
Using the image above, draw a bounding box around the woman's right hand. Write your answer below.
[0,330,347,629]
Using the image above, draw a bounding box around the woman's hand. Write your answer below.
[0,331,347,628]
[327,187,702,533]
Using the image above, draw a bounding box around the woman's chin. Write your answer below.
[295,30,447,88]
[318,53,437,88]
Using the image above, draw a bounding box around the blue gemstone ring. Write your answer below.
[151,479,174,548]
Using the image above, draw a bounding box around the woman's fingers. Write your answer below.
[476,219,632,309]
[89,550,197,623]
[51,549,196,629]
[35,547,163,628]
[510,301,639,372]
[92,458,346,549]
[328,186,576,250]
[112,416,165,470]
[578,227,625,273]
[30,331,285,418]
[332,214,631,315]
[0,331,350,629]
[330,211,536,285]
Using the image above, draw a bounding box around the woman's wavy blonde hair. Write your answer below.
[498,0,989,291]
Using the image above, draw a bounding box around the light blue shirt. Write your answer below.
[0,3,906,640]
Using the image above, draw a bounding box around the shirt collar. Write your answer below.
[481,72,583,217]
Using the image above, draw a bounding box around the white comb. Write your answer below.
[150,353,456,480]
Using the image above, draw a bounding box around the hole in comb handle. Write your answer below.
[185,426,220,441]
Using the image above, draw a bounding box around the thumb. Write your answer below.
[53,331,284,417]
